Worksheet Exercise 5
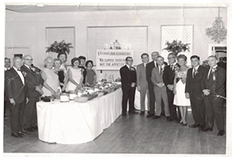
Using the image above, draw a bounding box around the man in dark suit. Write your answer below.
[5,57,29,138]
[202,55,226,136]
[78,56,87,84]
[151,56,172,121]
[185,55,207,131]
[4,58,11,119]
[120,56,138,116]
[146,51,159,118]
[163,53,180,122]
[136,53,149,115]
[21,55,44,132]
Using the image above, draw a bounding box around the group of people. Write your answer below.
[120,51,226,136]
[4,53,96,138]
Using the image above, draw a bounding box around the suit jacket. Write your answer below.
[146,61,157,86]
[5,67,28,103]
[120,65,136,89]
[21,65,44,98]
[185,65,207,95]
[203,66,226,96]
[151,66,166,90]
[136,63,148,88]
[163,64,175,87]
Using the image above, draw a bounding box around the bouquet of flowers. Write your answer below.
[163,40,190,56]
[46,40,73,56]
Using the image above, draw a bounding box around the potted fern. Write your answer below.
[163,40,190,56]
[46,40,73,57]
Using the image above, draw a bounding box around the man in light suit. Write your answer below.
[5,57,29,138]
[136,53,149,115]
[202,55,226,136]
[120,56,138,116]
[151,56,171,121]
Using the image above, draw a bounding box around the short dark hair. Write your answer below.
[78,56,86,60]
[125,56,133,61]
[57,53,67,59]
[86,60,93,67]
[141,53,149,58]
[5,57,10,61]
[177,54,187,61]
[190,55,200,61]
[71,57,80,67]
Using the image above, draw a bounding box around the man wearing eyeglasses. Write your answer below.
[120,57,138,116]
[21,55,44,132]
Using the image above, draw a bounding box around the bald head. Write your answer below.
[13,57,23,69]
[23,55,33,66]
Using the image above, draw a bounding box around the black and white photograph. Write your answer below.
[1,0,232,157]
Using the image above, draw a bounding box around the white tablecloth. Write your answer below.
[36,89,122,144]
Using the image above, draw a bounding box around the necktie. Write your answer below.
[207,69,212,80]
[193,68,197,78]
[160,67,163,75]
[170,65,173,71]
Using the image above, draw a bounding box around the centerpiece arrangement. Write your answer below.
[162,40,190,56]
[46,40,73,56]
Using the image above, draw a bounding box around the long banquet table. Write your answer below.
[36,89,122,144]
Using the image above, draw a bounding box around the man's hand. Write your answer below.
[137,86,141,92]
[131,83,136,88]
[9,98,15,105]
[185,92,190,99]
[35,86,44,95]
[167,84,174,91]
[157,83,164,88]
[26,97,29,104]
[203,89,210,96]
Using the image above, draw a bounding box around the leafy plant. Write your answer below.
[46,40,73,55]
[163,40,190,56]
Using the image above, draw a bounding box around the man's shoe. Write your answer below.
[11,133,23,138]
[140,111,145,115]
[153,116,160,119]
[166,116,174,121]
[122,113,127,116]
[146,113,154,118]
[25,127,36,132]
[189,124,200,128]
[217,130,225,136]
[129,111,138,114]
[19,130,30,135]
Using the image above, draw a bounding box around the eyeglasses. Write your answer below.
[25,59,33,61]
[127,60,133,62]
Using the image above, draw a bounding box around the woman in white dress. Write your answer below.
[173,54,190,126]
[41,57,60,96]
[66,57,83,92]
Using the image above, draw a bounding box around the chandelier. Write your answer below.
[205,7,227,43]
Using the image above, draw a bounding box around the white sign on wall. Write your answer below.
[96,50,133,70]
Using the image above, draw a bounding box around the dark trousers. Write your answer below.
[148,84,155,114]
[24,96,39,129]
[167,90,178,120]
[204,95,225,130]
[4,100,10,117]
[190,93,205,127]
[10,101,25,134]
[122,86,136,114]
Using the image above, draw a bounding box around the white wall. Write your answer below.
[5,7,227,79]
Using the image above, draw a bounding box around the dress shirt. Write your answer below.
[192,65,200,77]
[13,66,25,85]
[207,65,217,79]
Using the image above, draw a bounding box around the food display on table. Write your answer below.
[41,81,121,103]
[60,93,69,102]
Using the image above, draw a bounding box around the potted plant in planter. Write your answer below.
[46,40,73,57]
[163,40,190,56]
